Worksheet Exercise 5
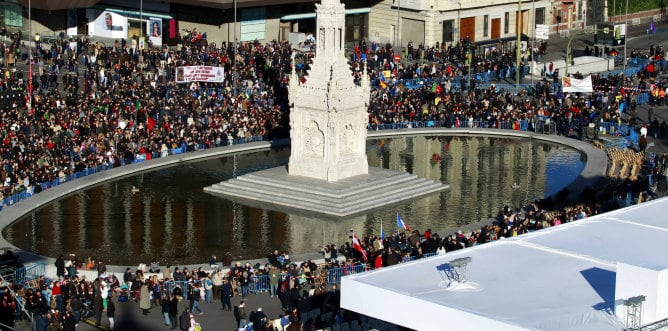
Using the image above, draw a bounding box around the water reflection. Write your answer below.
[4,135,584,265]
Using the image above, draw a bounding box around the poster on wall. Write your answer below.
[88,10,127,39]
[175,66,225,83]
[147,19,163,47]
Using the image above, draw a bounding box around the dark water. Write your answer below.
[4,135,585,265]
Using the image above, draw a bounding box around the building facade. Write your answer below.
[11,0,610,51]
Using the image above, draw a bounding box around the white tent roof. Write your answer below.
[341,197,668,331]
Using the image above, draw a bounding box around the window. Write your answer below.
[578,1,583,21]
[484,15,489,37]
[504,12,509,34]
[535,8,545,25]
[442,19,454,42]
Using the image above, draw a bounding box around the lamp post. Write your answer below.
[396,0,401,53]
[531,0,535,85]
[516,0,522,87]
[28,0,32,114]
[623,0,627,71]
[233,0,237,94]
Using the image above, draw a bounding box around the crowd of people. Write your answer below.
[1,28,666,208]
[0,22,666,330]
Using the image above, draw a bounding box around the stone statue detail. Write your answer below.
[288,0,370,182]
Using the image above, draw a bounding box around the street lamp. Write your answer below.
[396,0,401,53]
[623,0,628,71]
[28,0,32,113]
[516,0,522,87]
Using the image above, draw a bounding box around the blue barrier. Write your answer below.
[327,264,367,284]
[163,280,191,296]
[636,93,649,105]
[0,136,264,212]
[16,263,46,284]
[249,275,270,293]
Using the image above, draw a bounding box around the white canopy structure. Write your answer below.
[342,197,668,331]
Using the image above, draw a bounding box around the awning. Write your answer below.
[474,34,529,47]
[18,0,100,11]
[281,7,370,21]
[104,7,173,20]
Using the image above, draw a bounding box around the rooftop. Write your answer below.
[341,197,668,331]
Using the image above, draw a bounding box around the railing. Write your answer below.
[163,280,191,296]
[0,136,264,212]
[327,264,368,284]
[249,274,271,294]
[13,262,46,284]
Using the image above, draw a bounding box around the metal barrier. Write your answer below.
[327,264,367,284]
[163,280,190,296]
[0,136,264,212]
[249,275,270,294]
[14,263,46,284]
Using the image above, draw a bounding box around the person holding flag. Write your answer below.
[397,213,411,232]
[351,231,367,262]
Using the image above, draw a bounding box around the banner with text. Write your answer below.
[175,66,225,83]
[562,75,593,93]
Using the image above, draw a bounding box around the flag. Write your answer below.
[379,71,388,89]
[431,82,443,94]
[380,220,385,241]
[562,75,593,93]
[352,232,367,261]
[649,20,656,35]
[397,213,410,232]
[430,153,441,168]
[147,117,156,131]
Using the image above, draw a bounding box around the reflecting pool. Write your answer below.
[4,135,586,265]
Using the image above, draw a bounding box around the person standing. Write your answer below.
[268,266,280,298]
[93,284,103,326]
[169,293,179,329]
[202,274,213,304]
[220,278,232,311]
[189,283,203,315]
[107,296,115,330]
[61,310,76,331]
[179,308,191,331]
[234,301,248,329]
[162,293,171,328]
[55,255,65,278]
[140,281,151,315]
[211,270,223,302]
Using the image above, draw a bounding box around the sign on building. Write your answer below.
[535,24,549,40]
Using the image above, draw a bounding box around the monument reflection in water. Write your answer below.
[4,135,585,265]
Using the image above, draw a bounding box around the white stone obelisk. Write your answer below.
[288,0,370,182]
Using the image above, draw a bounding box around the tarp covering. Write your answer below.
[342,197,668,331]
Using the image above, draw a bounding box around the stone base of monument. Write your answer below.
[204,166,449,218]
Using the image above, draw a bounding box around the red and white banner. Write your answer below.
[562,75,593,93]
[175,66,225,83]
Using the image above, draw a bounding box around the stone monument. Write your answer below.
[287,0,369,181]
[204,0,449,218]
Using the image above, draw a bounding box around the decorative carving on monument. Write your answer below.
[304,120,324,156]
[342,123,355,154]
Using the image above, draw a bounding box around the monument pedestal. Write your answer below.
[204,166,449,218]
